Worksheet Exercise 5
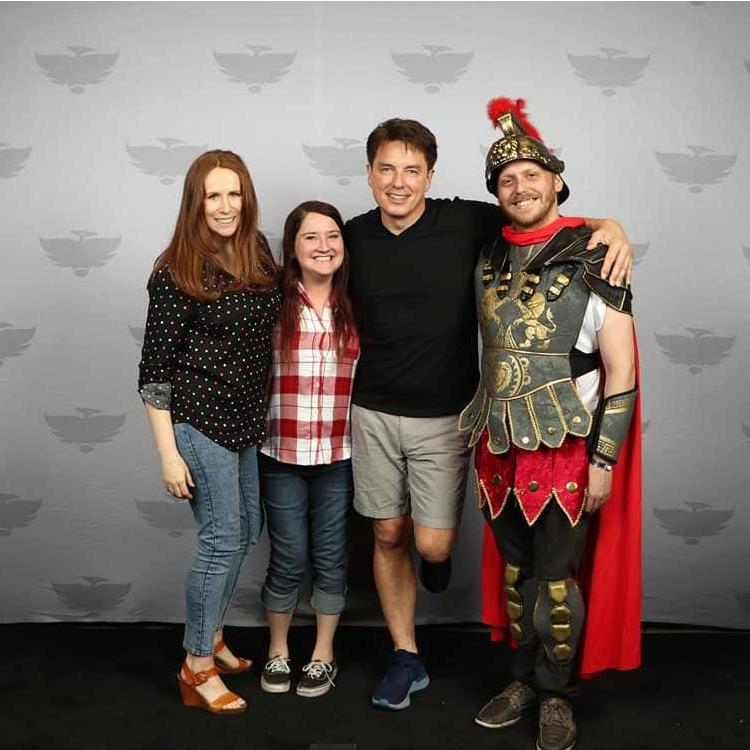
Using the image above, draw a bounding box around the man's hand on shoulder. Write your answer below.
[585,219,632,287]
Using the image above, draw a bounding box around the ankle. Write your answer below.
[185,652,214,672]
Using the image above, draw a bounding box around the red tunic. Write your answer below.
[476,434,589,527]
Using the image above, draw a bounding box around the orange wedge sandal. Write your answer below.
[177,661,247,715]
[214,638,253,675]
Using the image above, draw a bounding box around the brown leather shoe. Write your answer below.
[537,697,577,750]
[177,661,246,715]
[474,679,536,729]
[213,638,252,675]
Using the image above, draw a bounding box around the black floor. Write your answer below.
[4,623,749,750]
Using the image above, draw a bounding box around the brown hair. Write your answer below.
[151,149,277,300]
[277,201,356,365]
[366,118,438,170]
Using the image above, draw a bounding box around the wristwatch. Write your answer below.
[590,457,613,472]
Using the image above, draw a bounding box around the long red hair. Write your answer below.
[152,150,277,300]
[277,201,356,365]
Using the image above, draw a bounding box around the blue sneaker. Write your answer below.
[371,649,430,710]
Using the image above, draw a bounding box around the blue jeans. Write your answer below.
[174,423,263,656]
[259,453,352,615]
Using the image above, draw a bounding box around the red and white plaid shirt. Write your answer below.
[261,285,360,465]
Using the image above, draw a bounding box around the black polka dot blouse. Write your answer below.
[138,266,281,451]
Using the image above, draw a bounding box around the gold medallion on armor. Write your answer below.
[493,353,523,397]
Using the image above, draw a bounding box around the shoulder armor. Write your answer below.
[542,232,633,315]
[572,243,632,314]
[531,226,593,267]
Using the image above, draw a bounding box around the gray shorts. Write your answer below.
[351,404,471,529]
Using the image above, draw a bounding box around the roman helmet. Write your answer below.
[485,97,569,204]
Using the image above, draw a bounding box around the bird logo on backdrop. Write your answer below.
[40,231,120,276]
[126,139,208,185]
[302,139,367,186]
[44,408,126,452]
[632,242,649,268]
[391,44,473,93]
[568,47,649,96]
[653,502,735,546]
[135,497,194,538]
[213,44,296,92]
[0,494,42,537]
[0,322,36,366]
[0,143,32,179]
[36,46,118,93]
[655,146,737,193]
[51,576,132,617]
[128,326,145,347]
[655,327,736,374]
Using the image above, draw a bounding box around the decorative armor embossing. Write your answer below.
[533,578,585,664]
[459,226,632,455]
[590,386,638,463]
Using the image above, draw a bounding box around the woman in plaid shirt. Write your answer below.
[258,201,359,698]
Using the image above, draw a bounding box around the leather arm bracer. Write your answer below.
[588,385,638,464]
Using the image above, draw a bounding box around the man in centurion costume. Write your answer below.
[459,98,641,750]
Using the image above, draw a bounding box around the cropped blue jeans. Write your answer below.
[174,423,263,656]
[259,453,352,615]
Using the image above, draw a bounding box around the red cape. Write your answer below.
[480,339,642,678]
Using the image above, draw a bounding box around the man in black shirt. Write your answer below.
[345,119,632,711]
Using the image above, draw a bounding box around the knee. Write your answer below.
[533,578,585,663]
[373,518,411,554]
[415,538,453,563]
[268,544,307,580]
[196,526,241,558]
[414,528,455,563]
[503,564,537,644]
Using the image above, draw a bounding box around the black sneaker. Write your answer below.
[419,556,452,593]
[537,697,577,750]
[475,680,536,729]
[260,654,291,693]
[296,659,337,697]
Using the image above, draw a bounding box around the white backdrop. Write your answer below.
[1,1,749,629]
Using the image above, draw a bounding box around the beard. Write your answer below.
[502,188,558,229]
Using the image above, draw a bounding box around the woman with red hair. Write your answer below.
[138,150,280,714]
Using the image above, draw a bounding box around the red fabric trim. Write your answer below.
[480,335,642,677]
[502,216,585,246]
[476,437,588,525]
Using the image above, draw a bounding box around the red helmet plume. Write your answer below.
[486,97,542,141]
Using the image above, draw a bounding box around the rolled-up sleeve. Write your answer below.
[137,268,198,409]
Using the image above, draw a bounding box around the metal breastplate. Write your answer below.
[460,242,594,454]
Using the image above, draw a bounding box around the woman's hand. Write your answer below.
[161,452,195,499]
[584,464,612,514]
